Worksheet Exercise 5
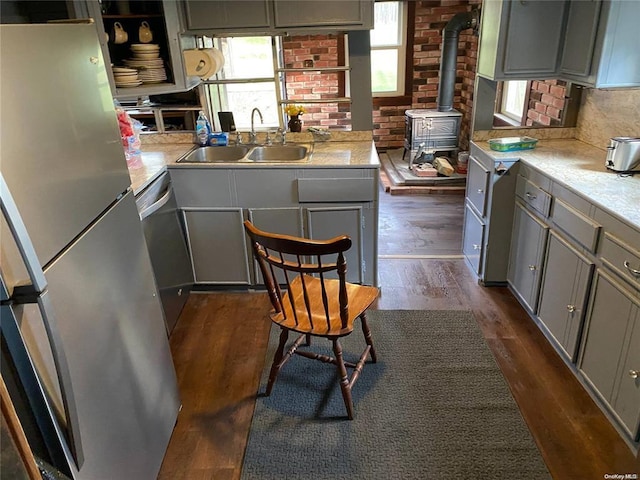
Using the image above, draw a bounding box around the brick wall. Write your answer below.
[282,0,480,150]
[376,0,480,150]
[281,34,351,128]
[526,79,567,127]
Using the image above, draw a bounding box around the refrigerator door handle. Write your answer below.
[138,183,174,221]
[0,174,47,293]
[36,293,84,469]
[1,173,84,469]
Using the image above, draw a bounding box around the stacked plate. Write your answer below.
[113,67,141,88]
[123,44,168,84]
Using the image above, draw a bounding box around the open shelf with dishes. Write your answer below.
[87,0,199,98]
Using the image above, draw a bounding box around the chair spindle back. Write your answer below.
[244,220,352,331]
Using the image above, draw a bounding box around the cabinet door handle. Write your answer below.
[528,264,537,271]
[566,304,576,313]
[623,260,640,277]
[525,192,537,200]
[472,244,481,250]
[477,189,484,194]
[630,370,639,379]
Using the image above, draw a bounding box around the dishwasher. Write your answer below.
[136,171,193,335]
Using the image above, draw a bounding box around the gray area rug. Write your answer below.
[241,310,551,479]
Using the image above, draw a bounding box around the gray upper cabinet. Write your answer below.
[183,0,272,31]
[182,0,373,34]
[272,1,372,30]
[560,0,640,88]
[476,0,567,80]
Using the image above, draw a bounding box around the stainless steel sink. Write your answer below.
[177,146,251,163]
[177,144,311,164]
[248,145,308,162]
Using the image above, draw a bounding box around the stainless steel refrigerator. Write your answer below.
[0,23,180,479]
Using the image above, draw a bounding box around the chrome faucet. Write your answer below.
[249,107,263,144]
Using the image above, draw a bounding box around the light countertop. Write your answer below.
[128,143,193,195]
[472,138,640,230]
[130,140,380,195]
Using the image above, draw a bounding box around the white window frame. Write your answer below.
[200,36,282,131]
[370,1,408,97]
[497,80,530,125]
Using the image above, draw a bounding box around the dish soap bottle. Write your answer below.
[196,111,211,146]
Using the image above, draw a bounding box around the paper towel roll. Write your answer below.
[183,48,223,79]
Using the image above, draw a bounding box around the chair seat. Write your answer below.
[270,274,379,337]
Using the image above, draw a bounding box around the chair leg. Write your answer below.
[360,312,377,363]
[305,333,312,346]
[332,338,354,420]
[266,327,289,396]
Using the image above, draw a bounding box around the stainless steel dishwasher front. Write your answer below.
[136,171,193,335]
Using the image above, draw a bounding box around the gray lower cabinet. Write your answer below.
[462,202,484,276]
[247,207,304,284]
[305,205,365,285]
[463,145,519,284]
[170,166,378,287]
[537,231,594,361]
[466,155,490,217]
[508,202,549,313]
[579,271,640,440]
[170,169,235,208]
[182,208,250,284]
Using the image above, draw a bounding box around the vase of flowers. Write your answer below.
[284,104,305,132]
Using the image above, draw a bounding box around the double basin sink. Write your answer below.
[177,144,312,164]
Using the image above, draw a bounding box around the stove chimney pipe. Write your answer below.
[437,10,478,112]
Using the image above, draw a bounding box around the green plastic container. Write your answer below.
[488,136,538,152]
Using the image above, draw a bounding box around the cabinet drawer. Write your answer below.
[552,198,601,253]
[463,203,485,275]
[297,178,374,203]
[466,156,490,217]
[600,233,640,289]
[516,174,552,217]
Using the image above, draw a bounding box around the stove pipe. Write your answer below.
[437,10,479,112]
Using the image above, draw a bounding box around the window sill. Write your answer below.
[493,113,523,128]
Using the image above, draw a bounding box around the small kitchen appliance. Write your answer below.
[605,136,640,172]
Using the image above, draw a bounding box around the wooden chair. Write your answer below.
[244,220,379,420]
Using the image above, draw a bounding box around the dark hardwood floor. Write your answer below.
[158,188,639,480]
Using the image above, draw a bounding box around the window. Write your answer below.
[496,80,529,125]
[202,34,354,131]
[202,36,280,130]
[370,1,407,97]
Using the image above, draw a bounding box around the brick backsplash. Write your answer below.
[526,79,567,127]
